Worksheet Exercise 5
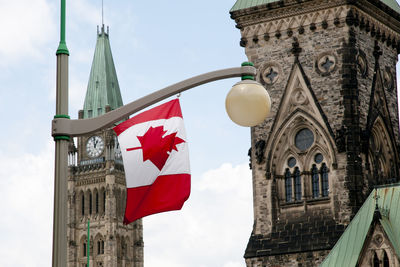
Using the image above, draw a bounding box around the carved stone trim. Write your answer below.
[356,49,368,78]
[258,62,283,86]
[383,66,394,92]
[315,52,337,76]
[234,4,400,49]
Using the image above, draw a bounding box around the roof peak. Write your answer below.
[81,26,123,119]
[97,24,109,37]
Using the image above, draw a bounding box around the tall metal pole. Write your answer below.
[52,0,69,266]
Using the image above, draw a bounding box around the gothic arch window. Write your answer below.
[321,163,329,197]
[81,194,85,216]
[285,169,292,202]
[368,117,396,185]
[383,250,389,267]
[97,240,104,255]
[89,191,93,215]
[95,190,99,214]
[294,167,302,201]
[312,164,320,198]
[80,235,88,259]
[373,251,379,267]
[308,152,330,199]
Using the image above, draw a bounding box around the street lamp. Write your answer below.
[51,1,271,266]
[226,76,271,127]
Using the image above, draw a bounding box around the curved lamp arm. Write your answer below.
[52,65,256,137]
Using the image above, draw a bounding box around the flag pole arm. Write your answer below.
[52,65,256,137]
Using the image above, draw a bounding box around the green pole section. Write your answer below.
[87,220,90,267]
[56,0,69,55]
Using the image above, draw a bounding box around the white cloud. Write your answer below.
[0,0,56,65]
[144,162,253,267]
[0,141,54,267]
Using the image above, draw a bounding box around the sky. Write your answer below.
[1,1,400,267]
[0,1,254,266]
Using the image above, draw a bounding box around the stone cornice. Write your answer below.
[76,176,106,186]
[232,0,400,36]
[231,0,348,28]
[236,3,400,51]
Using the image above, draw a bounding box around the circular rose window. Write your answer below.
[295,128,314,151]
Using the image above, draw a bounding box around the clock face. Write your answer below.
[86,136,104,158]
[114,136,122,159]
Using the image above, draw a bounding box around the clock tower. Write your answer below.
[67,25,144,267]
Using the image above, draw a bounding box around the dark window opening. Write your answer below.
[81,195,85,216]
[89,193,92,215]
[312,164,319,198]
[384,250,389,267]
[321,163,329,197]
[374,252,379,267]
[95,192,99,214]
[285,169,292,202]
[294,167,301,201]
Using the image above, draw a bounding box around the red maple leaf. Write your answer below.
[127,126,185,170]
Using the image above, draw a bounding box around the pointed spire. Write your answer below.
[82,26,123,119]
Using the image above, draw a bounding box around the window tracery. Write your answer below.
[367,117,396,186]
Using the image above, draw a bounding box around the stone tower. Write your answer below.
[67,26,144,267]
[230,0,400,266]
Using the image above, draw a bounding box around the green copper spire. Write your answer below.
[82,25,123,119]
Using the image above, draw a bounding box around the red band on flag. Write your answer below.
[114,99,183,136]
[124,174,191,224]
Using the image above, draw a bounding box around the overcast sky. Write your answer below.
[1,1,400,267]
[0,1,254,266]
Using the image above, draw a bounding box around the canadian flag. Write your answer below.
[113,99,191,224]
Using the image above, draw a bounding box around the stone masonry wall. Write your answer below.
[232,0,400,266]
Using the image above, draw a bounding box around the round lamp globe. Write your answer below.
[225,80,271,127]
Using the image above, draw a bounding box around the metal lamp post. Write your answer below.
[51,1,271,266]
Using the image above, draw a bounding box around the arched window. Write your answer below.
[373,252,379,267]
[95,191,99,214]
[285,169,292,202]
[383,250,389,267]
[81,194,85,216]
[89,192,93,215]
[83,243,87,257]
[312,164,319,198]
[321,163,329,197]
[294,167,301,201]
